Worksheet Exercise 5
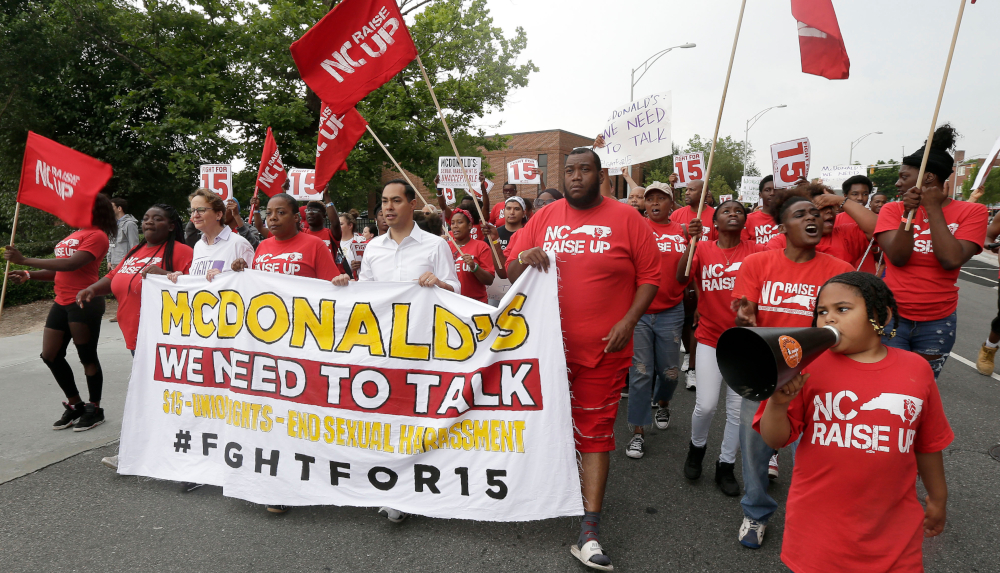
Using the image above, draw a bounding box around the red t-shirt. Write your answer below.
[874,200,987,321]
[449,239,496,303]
[645,220,688,313]
[765,224,870,266]
[303,227,337,255]
[753,348,953,573]
[108,242,194,350]
[741,210,780,246]
[489,202,505,226]
[505,197,660,368]
[53,229,110,305]
[834,211,854,228]
[252,232,341,280]
[692,240,764,347]
[670,205,718,242]
[732,250,854,328]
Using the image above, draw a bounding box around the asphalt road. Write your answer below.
[1,265,998,572]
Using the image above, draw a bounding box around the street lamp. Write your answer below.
[743,105,787,176]
[631,43,696,101]
[849,131,883,165]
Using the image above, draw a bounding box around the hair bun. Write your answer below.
[930,123,958,152]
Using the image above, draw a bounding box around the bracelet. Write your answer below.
[24,270,31,281]
[492,238,500,245]
[471,263,480,273]
[839,197,849,209]
[517,251,526,265]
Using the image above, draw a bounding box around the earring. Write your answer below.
[888,328,897,340]
[869,318,885,335]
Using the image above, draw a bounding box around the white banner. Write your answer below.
[118,262,582,521]
[596,92,672,171]
[288,168,320,201]
[771,137,811,189]
[673,152,704,189]
[739,176,762,204]
[819,165,865,192]
[438,157,481,190]
[973,134,1000,191]
[200,164,233,201]
[506,159,540,185]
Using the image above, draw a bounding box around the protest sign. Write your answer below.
[118,261,582,521]
[199,165,233,202]
[771,137,811,189]
[819,165,865,192]
[18,132,113,228]
[440,187,456,206]
[506,159,540,185]
[350,242,366,260]
[739,176,762,204]
[288,168,320,201]
[486,277,512,307]
[972,133,1000,191]
[719,194,733,203]
[673,152,705,189]
[438,157,481,190]
[596,92,672,171]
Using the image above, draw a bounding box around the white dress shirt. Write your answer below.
[358,221,461,293]
[189,224,255,276]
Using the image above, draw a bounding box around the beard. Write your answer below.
[565,181,602,209]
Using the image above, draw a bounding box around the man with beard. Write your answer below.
[506,148,659,571]
[627,185,646,216]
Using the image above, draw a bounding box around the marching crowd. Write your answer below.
[5,124,994,572]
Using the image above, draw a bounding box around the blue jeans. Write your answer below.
[739,397,798,523]
[627,304,684,427]
[883,311,956,379]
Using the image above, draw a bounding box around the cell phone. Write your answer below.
[985,243,1000,250]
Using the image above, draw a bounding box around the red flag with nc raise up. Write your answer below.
[791,0,850,80]
[18,132,113,228]
[256,127,288,197]
[315,105,368,193]
[290,0,417,113]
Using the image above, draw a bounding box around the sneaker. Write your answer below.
[977,343,997,375]
[378,507,409,523]
[620,391,628,399]
[180,482,204,493]
[684,441,707,480]
[53,402,86,430]
[715,461,740,496]
[739,516,767,549]
[654,406,671,430]
[685,369,697,390]
[72,403,105,432]
[266,505,289,514]
[101,455,119,470]
[768,454,779,480]
[625,434,645,459]
[681,353,690,371]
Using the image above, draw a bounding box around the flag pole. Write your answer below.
[685,0,747,277]
[904,0,967,231]
[0,202,23,321]
[364,124,466,257]
[415,54,501,269]
[248,186,261,230]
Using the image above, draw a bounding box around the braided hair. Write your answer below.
[811,272,899,337]
[121,204,185,273]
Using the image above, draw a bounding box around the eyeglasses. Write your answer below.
[188,207,211,216]
[305,207,324,214]
[261,209,291,218]
[534,198,554,208]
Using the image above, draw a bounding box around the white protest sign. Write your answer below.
[771,138,811,189]
[351,242,366,260]
[487,277,512,307]
[507,159,540,185]
[287,168,320,201]
[819,165,866,193]
[199,164,233,201]
[596,92,672,171]
[719,194,733,203]
[484,178,495,194]
[673,152,705,189]
[119,261,581,521]
[438,157,481,189]
[973,133,1000,191]
[739,176,762,204]
[439,186,456,206]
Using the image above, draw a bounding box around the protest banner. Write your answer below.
[771,137,811,189]
[439,186,456,206]
[350,242,367,260]
[972,133,1000,192]
[288,168,320,201]
[199,165,233,201]
[315,105,367,193]
[673,152,705,189]
[118,260,582,521]
[438,157,481,190]
[506,159,540,185]
[596,92,672,171]
[739,176,762,204]
[818,165,865,193]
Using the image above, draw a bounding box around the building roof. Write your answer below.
[487,128,593,141]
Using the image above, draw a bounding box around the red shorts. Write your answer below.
[568,355,630,453]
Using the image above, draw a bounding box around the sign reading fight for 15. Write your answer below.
[771,138,811,189]
[199,164,232,201]
[673,152,704,188]
[507,158,540,185]
[288,168,320,201]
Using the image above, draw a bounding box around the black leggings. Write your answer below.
[993,287,1000,335]
[43,298,105,403]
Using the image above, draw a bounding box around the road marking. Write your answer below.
[950,352,1000,382]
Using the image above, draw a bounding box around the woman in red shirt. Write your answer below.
[3,195,117,431]
[448,208,495,303]
[303,200,353,278]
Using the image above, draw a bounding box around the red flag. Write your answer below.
[290,0,417,113]
[17,132,113,228]
[791,0,850,80]
[256,127,288,197]
[315,104,368,193]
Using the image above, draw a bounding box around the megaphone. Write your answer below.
[717,326,840,401]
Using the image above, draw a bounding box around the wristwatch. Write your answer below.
[326,202,336,209]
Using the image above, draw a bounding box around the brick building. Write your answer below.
[951,149,1000,193]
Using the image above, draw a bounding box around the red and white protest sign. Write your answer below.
[288,169,320,201]
[771,138,811,189]
[351,242,367,260]
[719,194,733,203]
[315,104,367,193]
[507,159,540,185]
[438,156,480,190]
[199,165,232,201]
[440,187,456,206]
[290,0,417,114]
[18,132,113,228]
[256,127,288,197]
[673,152,704,188]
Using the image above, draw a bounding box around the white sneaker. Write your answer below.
[681,353,690,371]
[685,369,697,390]
[625,434,645,459]
[378,507,409,523]
[101,455,119,470]
[739,516,766,549]
[768,454,779,480]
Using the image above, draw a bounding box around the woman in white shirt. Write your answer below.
[339,210,366,274]
[169,188,254,283]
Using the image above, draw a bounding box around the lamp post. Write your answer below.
[631,43,696,101]
[850,131,883,165]
[743,105,787,176]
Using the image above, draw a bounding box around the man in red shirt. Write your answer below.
[742,175,778,245]
[507,148,659,571]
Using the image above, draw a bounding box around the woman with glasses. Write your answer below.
[170,189,254,283]
[533,188,563,212]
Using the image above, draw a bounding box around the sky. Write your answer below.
[475,0,1000,176]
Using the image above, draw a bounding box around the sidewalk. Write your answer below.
[0,318,134,483]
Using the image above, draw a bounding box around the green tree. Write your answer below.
[641,143,681,184]
[962,163,1000,205]
[678,135,757,203]
[868,159,900,200]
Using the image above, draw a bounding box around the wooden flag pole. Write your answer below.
[364,124,466,257]
[0,202,23,322]
[685,0,747,277]
[414,54,501,269]
[248,186,261,229]
[904,0,967,232]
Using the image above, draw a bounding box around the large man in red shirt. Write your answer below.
[507,148,659,571]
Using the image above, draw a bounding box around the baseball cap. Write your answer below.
[644,181,673,200]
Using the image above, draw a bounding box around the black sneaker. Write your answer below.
[180,482,204,493]
[654,406,671,430]
[53,402,86,430]
[72,403,105,432]
[684,441,707,480]
[715,461,740,496]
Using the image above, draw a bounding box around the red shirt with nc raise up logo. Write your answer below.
[692,240,765,347]
[645,219,688,313]
[252,231,341,280]
[53,229,110,305]
[742,210,781,246]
